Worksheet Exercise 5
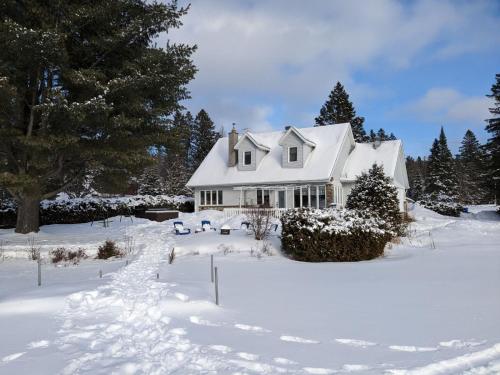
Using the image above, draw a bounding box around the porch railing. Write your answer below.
[223,207,289,220]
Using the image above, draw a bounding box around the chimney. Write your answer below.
[228,123,238,167]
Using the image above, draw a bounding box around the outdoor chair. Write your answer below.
[241,221,252,230]
[173,221,191,235]
[201,220,216,231]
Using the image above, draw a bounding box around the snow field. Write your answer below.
[0,204,499,374]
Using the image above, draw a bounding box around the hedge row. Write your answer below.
[280,208,393,262]
[0,195,194,228]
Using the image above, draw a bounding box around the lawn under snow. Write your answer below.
[0,205,499,374]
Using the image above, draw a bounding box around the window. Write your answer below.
[294,188,301,208]
[244,151,252,165]
[302,187,309,207]
[200,190,223,206]
[289,146,298,162]
[257,189,270,206]
[318,186,326,208]
[310,186,317,209]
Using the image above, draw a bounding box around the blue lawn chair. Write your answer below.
[173,221,191,235]
[201,220,216,231]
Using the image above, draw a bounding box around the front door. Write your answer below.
[278,190,286,208]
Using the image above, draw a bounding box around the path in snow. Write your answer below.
[54,221,295,374]
[55,222,228,374]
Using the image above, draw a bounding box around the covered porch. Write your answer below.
[232,184,329,209]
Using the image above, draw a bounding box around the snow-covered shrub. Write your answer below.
[0,194,194,228]
[97,240,123,259]
[280,208,392,262]
[419,193,462,217]
[346,164,404,235]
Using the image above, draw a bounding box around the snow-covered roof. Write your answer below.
[278,126,316,147]
[341,140,404,183]
[186,123,351,187]
[234,132,271,152]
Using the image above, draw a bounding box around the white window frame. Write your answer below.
[200,190,223,206]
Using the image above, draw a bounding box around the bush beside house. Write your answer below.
[281,208,393,262]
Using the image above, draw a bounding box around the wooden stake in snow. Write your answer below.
[99,270,102,278]
[156,273,159,279]
[126,260,129,266]
[211,254,214,283]
[214,266,219,306]
[37,254,41,287]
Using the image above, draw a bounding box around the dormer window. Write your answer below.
[289,147,298,162]
[244,151,252,165]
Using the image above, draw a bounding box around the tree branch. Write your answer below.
[41,171,84,200]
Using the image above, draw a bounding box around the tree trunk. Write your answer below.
[15,195,41,234]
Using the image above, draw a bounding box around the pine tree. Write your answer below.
[456,130,488,204]
[346,164,402,234]
[315,82,368,142]
[0,1,196,233]
[406,156,426,201]
[137,162,165,196]
[421,127,461,216]
[191,109,219,172]
[376,128,388,141]
[484,74,500,205]
[162,111,193,195]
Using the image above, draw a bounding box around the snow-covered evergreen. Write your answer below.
[420,127,462,216]
[346,164,403,234]
[456,130,489,204]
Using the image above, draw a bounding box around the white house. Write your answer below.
[186,123,409,212]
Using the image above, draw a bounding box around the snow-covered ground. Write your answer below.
[0,205,499,374]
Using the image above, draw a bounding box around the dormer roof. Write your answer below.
[278,126,316,148]
[233,132,271,152]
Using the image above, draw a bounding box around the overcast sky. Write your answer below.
[164,0,500,156]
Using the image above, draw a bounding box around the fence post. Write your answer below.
[211,254,214,283]
[99,269,102,278]
[214,266,219,306]
[37,254,41,287]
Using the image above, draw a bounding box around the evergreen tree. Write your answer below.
[191,109,219,172]
[315,82,367,142]
[137,162,165,196]
[376,128,388,141]
[346,164,402,235]
[406,156,426,201]
[484,74,500,205]
[421,127,461,216]
[162,111,194,195]
[0,1,196,233]
[369,129,377,143]
[456,130,488,204]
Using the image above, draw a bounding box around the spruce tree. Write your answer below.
[191,109,219,172]
[484,74,500,205]
[456,130,488,204]
[406,156,426,201]
[421,127,461,216]
[315,82,368,142]
[346,164,402,235]
[0,1,196,233]
[137,163,165,196]
[163,111,194,195]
